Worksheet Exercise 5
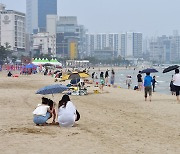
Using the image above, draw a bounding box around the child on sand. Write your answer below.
[99,72,105,91]
[126,75,132,89]
[152,76,157,92]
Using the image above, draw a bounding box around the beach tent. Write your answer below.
[25,63,37,69]
[49,58,62,66]
[32,58,44,65]
[42,58,49,64]
[32,58,62,66]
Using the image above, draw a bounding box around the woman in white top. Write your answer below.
[173,68,180,101]
[58,95,80,127]
[33,97,53,125]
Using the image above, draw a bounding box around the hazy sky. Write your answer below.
[2,0,180,36]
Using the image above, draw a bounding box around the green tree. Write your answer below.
[0,45,11,65]
[11,55,18,63]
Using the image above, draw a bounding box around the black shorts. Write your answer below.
[174,85,180,96]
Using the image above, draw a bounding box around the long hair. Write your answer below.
[42,97,49,105]
[100,72,104,78]
[48,99,54,110]
[58,95,70,108]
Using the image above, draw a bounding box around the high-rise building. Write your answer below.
[56,16,86,59]
[120,32,142,58]
[126,32,133,57]
[133,32,142,58]
[46,15,58,35]
[149,34,180,63]
[0,4,25,52]
[85,33,120,58]
[26,0,57,34]
[120,33,126,58]
[86,32,142,59]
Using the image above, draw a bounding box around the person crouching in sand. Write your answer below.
[33,97,54,125]
[58,95,80,127]
[144,72,153,102]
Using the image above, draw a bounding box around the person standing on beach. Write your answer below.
[152,76,157,92]
[105,69,109,86]
[137,71,143,91]
[172,69,180,102]
[99,72,105,91]
[126,75,132,89]
[92,72,95,82]
[110,69,115,86]
[170,75,176,95]
[144,72,153,101]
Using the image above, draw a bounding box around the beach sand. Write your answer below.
[0,71,180,154]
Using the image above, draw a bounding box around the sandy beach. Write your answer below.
[0,71,180,154]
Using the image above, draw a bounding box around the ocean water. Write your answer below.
[91,68,175,95]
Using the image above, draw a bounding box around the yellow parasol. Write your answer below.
[61,72,89,80]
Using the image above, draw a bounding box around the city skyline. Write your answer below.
[3,0,180,37]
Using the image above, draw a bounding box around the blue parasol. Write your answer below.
[36,84,68,95]
[25,63,37,69]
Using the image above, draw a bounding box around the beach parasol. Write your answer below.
[36,84,68,95]
[78,72,90,78]
[25,63,37,69]
[141,68,158,73]
[163,65,179,73]
[70,78,80,85]
[61,72,89,80]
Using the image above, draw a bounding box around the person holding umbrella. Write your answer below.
[172,69,180,102]
[144,72,153,102]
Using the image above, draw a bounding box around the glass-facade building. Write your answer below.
[26,0,57,33]
[38,0,57,31]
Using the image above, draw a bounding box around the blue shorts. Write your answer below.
[33,112,50,124]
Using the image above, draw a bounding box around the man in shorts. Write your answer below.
[144,72,153,101]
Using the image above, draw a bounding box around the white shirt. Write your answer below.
[173,74,180,86]
[58,101,76,127]
[33,104,50,116]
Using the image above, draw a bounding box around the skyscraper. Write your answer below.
[26,0,57,34]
